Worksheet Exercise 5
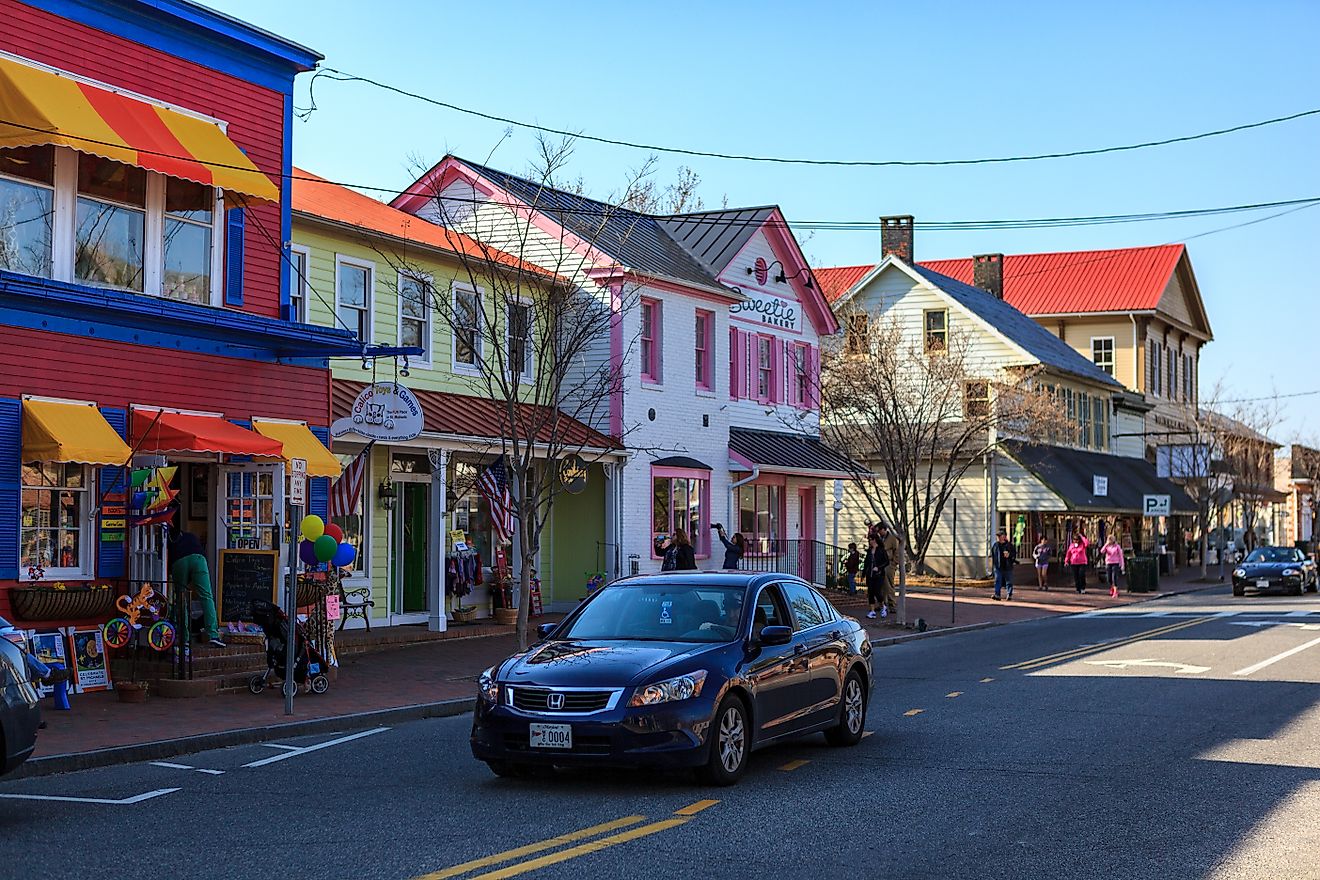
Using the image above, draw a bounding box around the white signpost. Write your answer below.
[289,457,307,506]
[1143,494,1171,517]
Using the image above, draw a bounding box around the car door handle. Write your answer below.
[830,630,843,640]
[794,643,807,654]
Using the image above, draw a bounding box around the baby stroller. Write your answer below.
[247,599,330,696]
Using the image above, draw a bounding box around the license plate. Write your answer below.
[1256,580,1271,589]
[529,723,572,749]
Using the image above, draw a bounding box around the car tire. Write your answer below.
[1290,583,1304,597]
[697,695,749,787]
[825,670,868,747]
[1233,587,1245,597]
[486,760,532,779]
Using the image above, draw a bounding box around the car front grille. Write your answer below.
[508,687,616,713]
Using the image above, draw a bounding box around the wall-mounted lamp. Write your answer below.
[399,355,411,378]
[747,260,788,283]
[378,478,397,510]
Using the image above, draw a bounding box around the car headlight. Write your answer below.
[478,666,500,703]
[1233,569,1246,578]
[628,670,708,707]
[1283,568,1300,577]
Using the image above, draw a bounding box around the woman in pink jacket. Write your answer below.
[1064,533,1090,593]
[1101,535,1126,598]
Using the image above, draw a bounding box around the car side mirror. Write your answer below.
[758,625,793,647]
[536,623,558,640]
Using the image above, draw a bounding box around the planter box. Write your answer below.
[493,608,518,626]
[10,586,117,621]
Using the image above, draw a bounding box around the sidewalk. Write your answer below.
[21,568,1217,776]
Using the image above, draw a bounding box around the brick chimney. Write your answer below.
[973,253,1004,299]
[880,215,914,264]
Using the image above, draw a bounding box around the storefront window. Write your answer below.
[0,145,55,278]
[737,483,782,554]
[225,469,277,550]
[162,178,213,304]
[332,454,367,577]
[20,462,90,576]
[75,154,146,291]
[652,473,708,556]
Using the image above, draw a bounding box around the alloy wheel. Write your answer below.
[718,706,746,773]
[844,678,864,734]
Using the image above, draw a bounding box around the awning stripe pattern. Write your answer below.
[0,55,279,203]
[21,399,132,466]
[132,410,284,459]
[252,419,341,478]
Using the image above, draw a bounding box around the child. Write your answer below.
[844,542,861,595]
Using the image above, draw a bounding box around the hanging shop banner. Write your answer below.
[559,454,588,495]
[70,628,111,692]
[331,382,423,442]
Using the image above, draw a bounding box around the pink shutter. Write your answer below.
[807,345,819,409]
[729,328,740,399]
[740,332,751,399]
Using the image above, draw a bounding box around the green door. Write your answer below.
[401,482,429,614]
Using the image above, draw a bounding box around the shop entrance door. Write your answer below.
[392,481,429,618]
[797,487,817,584]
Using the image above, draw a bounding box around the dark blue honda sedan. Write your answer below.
[471,572,873,785]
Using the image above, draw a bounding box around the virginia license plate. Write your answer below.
[529,723,572,749]
[1256,580,1271,589]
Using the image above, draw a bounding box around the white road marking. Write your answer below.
[1285,610,1315,617]
[1233,636,1320,677]
[150,761,225,775]
[258,743,301,751]
[0,788,179,805]
[1229,621,1320,631]
[1142,611,1172,617]
[1084,658,1210,674]
[241,727,389,768]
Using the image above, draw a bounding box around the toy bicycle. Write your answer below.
[102,583,177,652]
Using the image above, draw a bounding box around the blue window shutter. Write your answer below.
[0,398,20,580]
[309,426,330,519]
[97,407,128,579]
[225,207,245,306]
[229,419,252,464]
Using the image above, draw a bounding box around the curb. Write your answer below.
[868,621,997,647]
[12,697,475,781]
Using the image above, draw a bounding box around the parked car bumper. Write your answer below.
[2,696,41,775]
[1233,576,1305,594]
[470,690,720,769]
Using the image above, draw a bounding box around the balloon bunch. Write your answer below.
[298,515,357,569]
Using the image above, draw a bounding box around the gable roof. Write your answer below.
[818,264,873,303]
[445,158,726,291]
[656,207,775,276]
[292,168,558,279]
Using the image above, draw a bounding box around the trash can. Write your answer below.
[1158,553,1171,576]
[1128,557,1159,593]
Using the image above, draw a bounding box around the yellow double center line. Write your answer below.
[1002,616,1216,672]
[416,799,719,880]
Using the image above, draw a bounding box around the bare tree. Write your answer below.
[1216,399,1282,552]
[818,311,1071,575]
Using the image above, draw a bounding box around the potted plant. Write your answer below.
[11,581,117,621]
[116,680,149,703]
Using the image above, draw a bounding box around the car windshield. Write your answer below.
[561,583,746,643]
[1244,548,1296,564]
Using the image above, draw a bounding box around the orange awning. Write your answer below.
[132,410,284,459]
[0,55,279,203]
[22,398,132,466]
[251,419,341,477]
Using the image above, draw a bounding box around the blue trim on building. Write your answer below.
[97,407,128,579]
[0,398,19,580]
[309,425,330,521]
[225,207,245,307]
[279,92,293,322]
[18,0,322,90]
[0,270,363,364]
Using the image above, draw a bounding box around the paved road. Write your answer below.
[3,585,1319,880]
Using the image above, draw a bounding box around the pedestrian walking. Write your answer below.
[1102,535,1126,598]
[990,529,1016,600]
[843,542,861,594]
[877,523,900,617]
[1033,536,1052,590]
[715,524,745,570]
[863,533,888,619]
[1064,533,1090,593]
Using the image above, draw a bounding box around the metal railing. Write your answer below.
[737,539,848,591]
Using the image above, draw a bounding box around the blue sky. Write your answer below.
[210,0,1319,439]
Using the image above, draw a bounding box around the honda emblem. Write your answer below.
[547,692,565,710]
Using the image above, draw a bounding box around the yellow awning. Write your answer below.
[251,420,341,478]
[0,55,279,203]
[22,399,132,466]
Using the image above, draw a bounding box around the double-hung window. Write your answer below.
[1166,346,1176,401]
[0,145,55,278]
[288,245,310,322]
[453,283,482,369]
[75,154,147,292]
[1183,353,1194,402]
[964,381,990,419]
[162,178,215,303]
[336,258,372,342]
[1148,341,1162,397]
[791,343,809,407]
[20,462,91,578]
[507,300,532,380]
[924,309,948,353]
[398,272,432,364]
[694,309,713,391]
[756,335,773,402]
[1091,337,1115,375]
[640,298,661,383]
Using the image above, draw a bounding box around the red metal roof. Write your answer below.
[332,381,621,451]
[293,168,557,280]
[819,245,1185,316]
[919,245,1184,315]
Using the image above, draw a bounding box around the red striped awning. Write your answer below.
[132,410,284,459]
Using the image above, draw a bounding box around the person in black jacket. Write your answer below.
[863,533,888,619]
[715,524,745,570]
[672,528,698,570]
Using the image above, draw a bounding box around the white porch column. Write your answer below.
[427,448,448,632]
[604,462,621,580]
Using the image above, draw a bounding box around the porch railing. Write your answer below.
[736,539,848,592]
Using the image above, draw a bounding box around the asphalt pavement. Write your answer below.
[3,584,1318,880]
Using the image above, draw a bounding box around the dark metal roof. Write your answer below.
[1001,441,1196,515]
[657,207,775,276]
[454,158,725,290]
[912,265,1123,390]
[729,427,861,476]
[653,455,714,470]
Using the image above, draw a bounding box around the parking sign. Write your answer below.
[289,457,307,506]
[1143,494,1171,517]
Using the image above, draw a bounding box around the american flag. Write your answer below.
[479,456,515,544]
[329,443,373,518]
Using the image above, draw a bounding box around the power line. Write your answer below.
[1216,389,1320,404]
[312,67,1320,168]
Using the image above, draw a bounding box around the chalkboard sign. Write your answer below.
[217,549,278,623]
